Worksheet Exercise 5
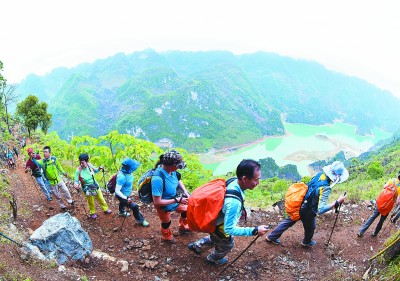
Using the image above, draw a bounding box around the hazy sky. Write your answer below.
[2,0,399,97]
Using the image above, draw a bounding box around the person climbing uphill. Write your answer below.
[25,148,52,201]
[187,159,269,266]
[33,146,74,211]
[266,161,349,247]
[114,157,149,227]
[358,171,400,237]
[73,153,112,219]
[151,149,191,243]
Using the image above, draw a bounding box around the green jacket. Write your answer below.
[34,156,65,185]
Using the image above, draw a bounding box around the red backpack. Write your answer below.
[376,179,398,216]
[106,172,119,194]
[187,178,241,233]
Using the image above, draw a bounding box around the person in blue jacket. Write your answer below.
[114,157,149,227]
[266,161,348,247]
[187,159,269,266]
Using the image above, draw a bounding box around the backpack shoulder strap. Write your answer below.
[225,177,244,207]
[225,189,244,206]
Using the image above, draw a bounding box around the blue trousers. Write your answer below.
[268,206,316,244]
[359,207,387,235]
[35,176,52,200]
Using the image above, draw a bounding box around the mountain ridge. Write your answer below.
[16,49,400,152]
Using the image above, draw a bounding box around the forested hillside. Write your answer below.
[16,49,400,152]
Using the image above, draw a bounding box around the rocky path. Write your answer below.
[0,156,396,280]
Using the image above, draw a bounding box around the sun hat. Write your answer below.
[322,161,349,184]
[121,157,140,174]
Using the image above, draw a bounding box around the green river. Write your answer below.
[202,122,391,176]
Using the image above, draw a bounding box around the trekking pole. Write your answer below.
[76,189,90,217]
[325,192,346,247]
[101,169,110,202]
[0,231,23,247]
[217,235,259,277]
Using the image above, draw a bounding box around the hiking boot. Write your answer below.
[119,211,130,217]
[301,241,317,247]
[357,232,363,238]
[140,220,150,227]
[206,254,228,266]
[161,227,175,243]
[266,236,281,245]
[91,214,98,219]
[104,210,112,214]
[187,242,202,254]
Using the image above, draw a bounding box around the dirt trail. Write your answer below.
[0,156,396,280]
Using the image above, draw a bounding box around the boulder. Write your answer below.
[29,212,92,264]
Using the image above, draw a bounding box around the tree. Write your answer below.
[16,95,52,137]
[367,161,384,179]
[0,83,18,133]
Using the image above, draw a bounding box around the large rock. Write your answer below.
[29,212,92,264]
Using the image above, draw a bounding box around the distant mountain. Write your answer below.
[16,49,400,152]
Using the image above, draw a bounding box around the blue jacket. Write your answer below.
[215,179,253,237]
[303,171,333,215]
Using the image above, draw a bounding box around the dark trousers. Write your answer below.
[359,207,387,235]
[116,195,144,223]
[268,205,316,244]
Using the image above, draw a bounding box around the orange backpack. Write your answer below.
[285,182,309,221]
[187,178,241,233]
[376,179,398,216]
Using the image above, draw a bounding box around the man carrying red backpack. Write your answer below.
[266,161,348,247]
[358,171,400,238]
[187,159,269,266]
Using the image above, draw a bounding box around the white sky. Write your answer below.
[2,0,400,98]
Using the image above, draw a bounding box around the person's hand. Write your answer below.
[180,197,189,205]
[257,225,270,236]
[99,165,105,172]
[63,172,68,178]
[183,192,190,198]
[127,197,133,204]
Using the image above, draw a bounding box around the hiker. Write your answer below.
[151,149,191,243]
[33,146,74,211]
[6,148,15,169]
[73,153,112,219]
[266,161,349,247]
[25,148,52,201]
[21,137,26,148]
[358,171,400,237]
[187,159,269,265]
[114,157,149,226]
[12,145,18,158]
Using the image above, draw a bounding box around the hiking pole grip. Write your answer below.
[335,192,347,213]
